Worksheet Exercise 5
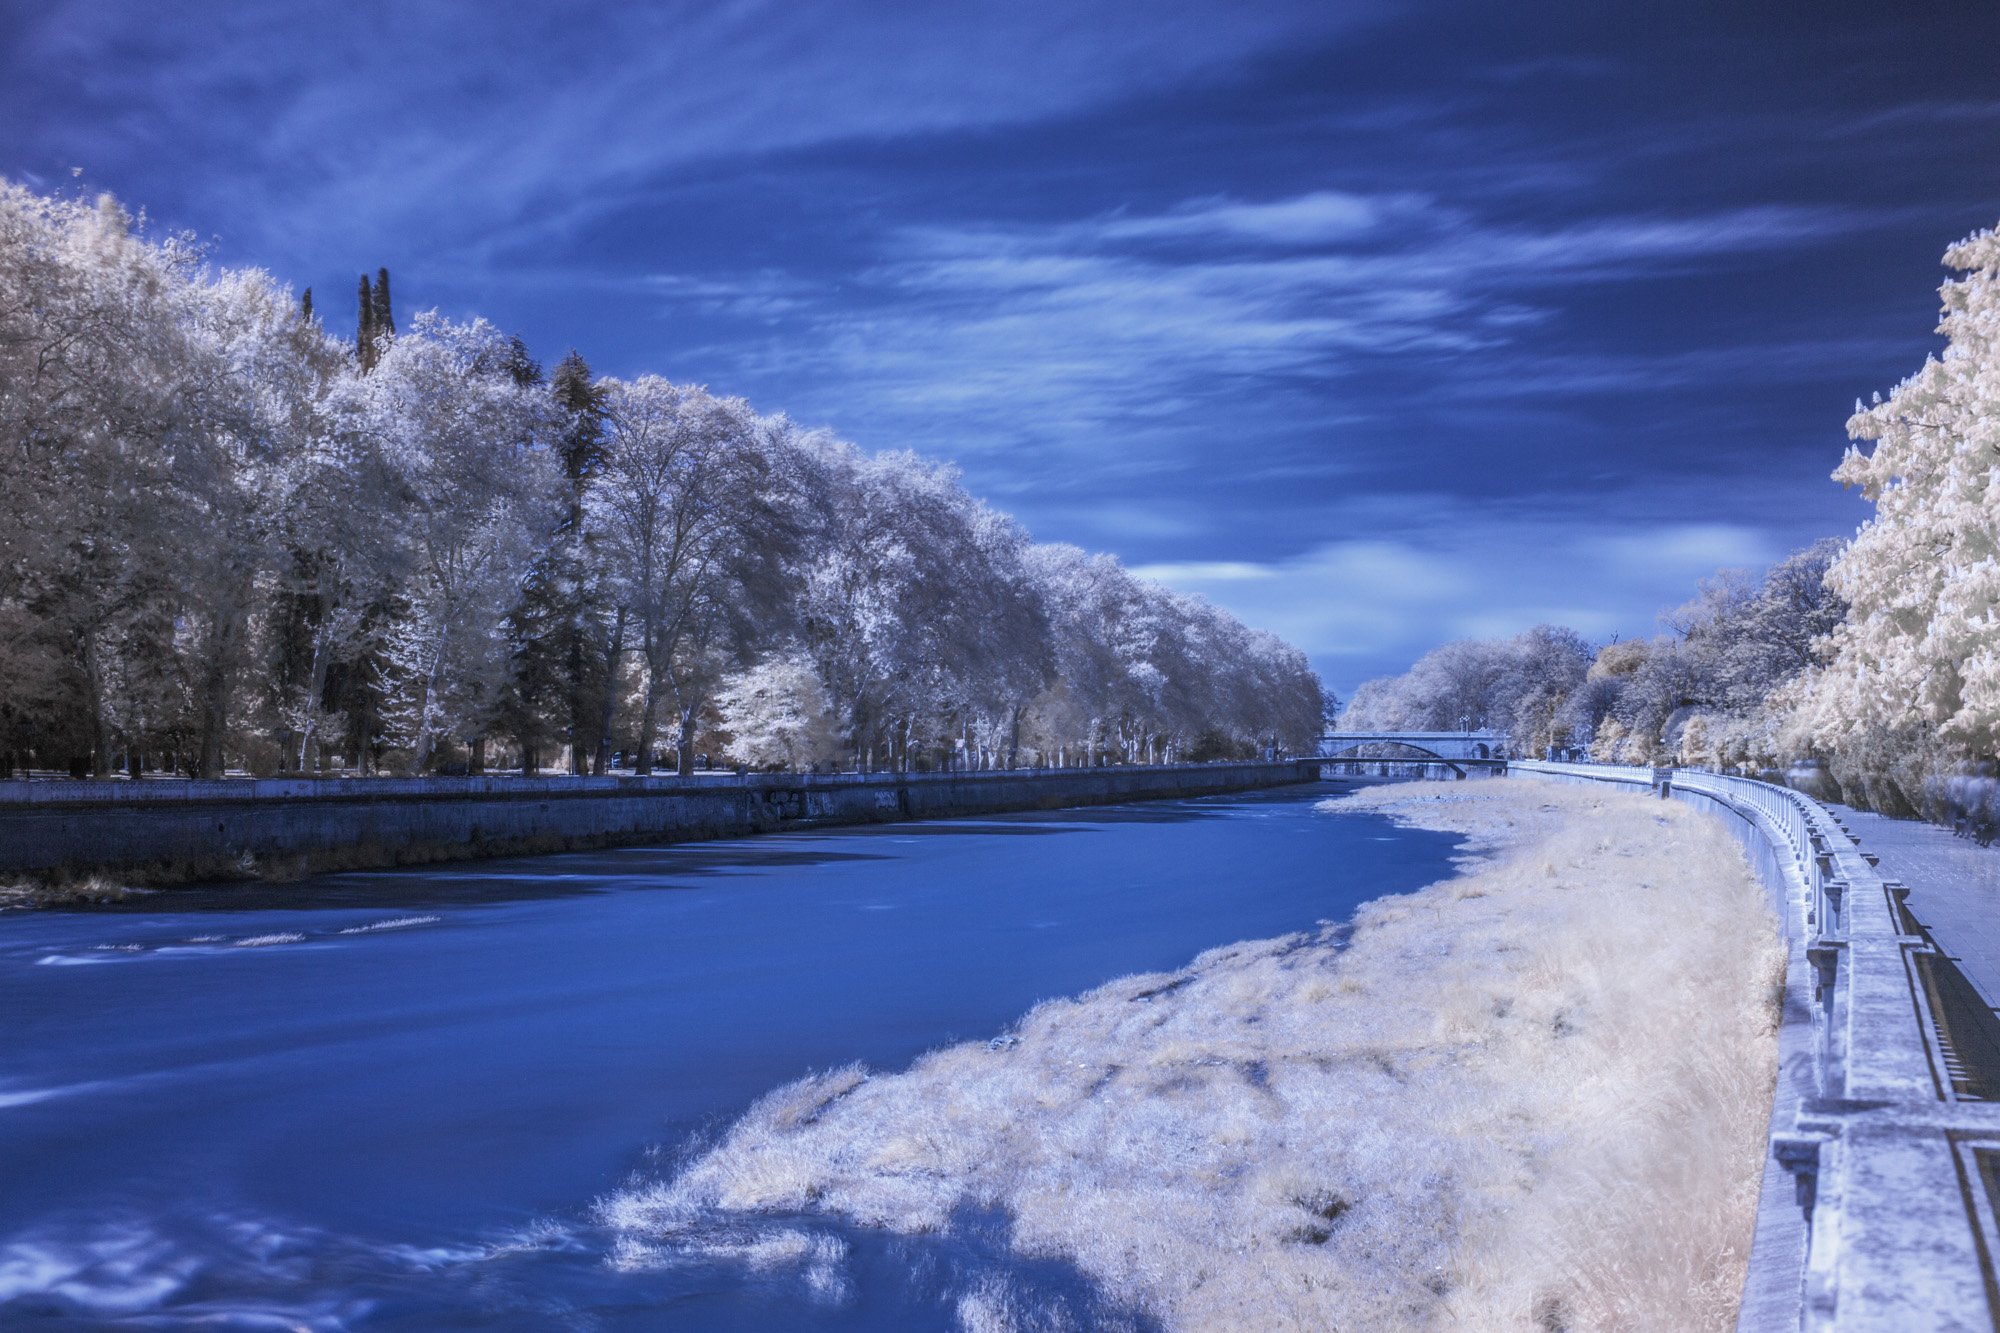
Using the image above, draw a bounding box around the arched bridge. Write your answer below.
[1308,730,1509,778]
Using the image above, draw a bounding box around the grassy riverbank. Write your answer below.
[602,781,1784,1331]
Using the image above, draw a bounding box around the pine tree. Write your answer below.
[501,333,540,387]
[330,597,399,774]
[552,352,612,771]
[551,350,607,499]
[499,350,609,773]
[497,561,569,773]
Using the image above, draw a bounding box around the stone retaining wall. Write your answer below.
[0,762,1321,883]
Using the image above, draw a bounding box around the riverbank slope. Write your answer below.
[603,780,1784,1331]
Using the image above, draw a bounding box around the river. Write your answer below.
[0,782,1457,1330]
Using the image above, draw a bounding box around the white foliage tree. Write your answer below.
[174,265,345,775]
[333,313,559,772]
[1343,626,1591,758]
[589,376,787,775]
[715,652,844,771]
[1788,221,2000,808]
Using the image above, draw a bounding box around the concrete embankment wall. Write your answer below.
[0,762,1321,882]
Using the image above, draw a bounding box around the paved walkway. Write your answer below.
[1835,805,2000,1010]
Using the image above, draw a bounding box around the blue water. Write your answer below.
[0,783,1456,1329]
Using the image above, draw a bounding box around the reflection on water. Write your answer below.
[0,783,1455,1329]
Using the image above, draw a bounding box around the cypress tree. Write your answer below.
[300,287,313,323]
[355,274,374,366]
[373,266,395,337]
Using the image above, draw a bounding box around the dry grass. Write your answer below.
[601,781,1784,1331]
[0,874,150,908]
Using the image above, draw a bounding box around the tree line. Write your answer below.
[1346,214,2000,818]
[0,182,1324,780]
[1340,541,1846,772]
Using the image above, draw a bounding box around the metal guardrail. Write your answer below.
[1513,760,2000,1331]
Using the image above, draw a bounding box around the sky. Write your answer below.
[4,0,1998,694]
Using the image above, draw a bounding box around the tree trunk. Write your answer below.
[634,633,662,776]
[566,608,589,776]
[410,624,448,775]
[295,637,333,772]
[469,736,486,776]
[594,607,626,775]
[79,629,113,779]
[676,706,698,777]
[196,605,244,780]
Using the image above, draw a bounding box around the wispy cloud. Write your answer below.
[1123,560,1279,583]
[1094,191,1424,245]
[684,190,1883,487]
[1133,504,1791,692]
[637,272,813,321]
[1,0,1386,264]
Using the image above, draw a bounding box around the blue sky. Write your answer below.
[5,0,1998,694]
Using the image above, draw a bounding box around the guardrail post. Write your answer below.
[1772,1132,1825,1227]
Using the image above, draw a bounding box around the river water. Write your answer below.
[0,782,1457,1330]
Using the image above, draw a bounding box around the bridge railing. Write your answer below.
[1510,760,1998,1331]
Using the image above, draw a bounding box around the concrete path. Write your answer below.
[1835,804,2000,1010]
